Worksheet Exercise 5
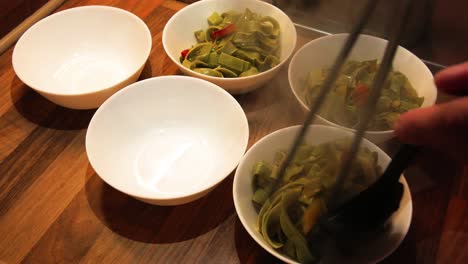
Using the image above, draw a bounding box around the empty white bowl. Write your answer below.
[86,76,249,205]
[288,34,437,143]
[162,0,297,94]
[12,5,152,109]
[233,125,412,263]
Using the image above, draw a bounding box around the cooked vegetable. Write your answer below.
[207,12,223,26]
[180,9,281,78]
[303,60,424,131]
[180,49,190,60]
[252,140,382,263]
[211,24,237,39]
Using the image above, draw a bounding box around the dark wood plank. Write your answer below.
[0,0,49,38]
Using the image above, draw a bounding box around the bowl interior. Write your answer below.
[163,0,296,73]
[233,125,412,263]
[289,34,437,130]
[86,76,249,200]
[13,6,151,95]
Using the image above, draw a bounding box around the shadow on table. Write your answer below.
[10,75,95,130]
[8,59,154,130]
[138,59,153,81]
[84,164,235,244]
[234,216,278,264]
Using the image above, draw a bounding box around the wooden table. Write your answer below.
[0,0,466,263]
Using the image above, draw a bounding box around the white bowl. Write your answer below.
[162,0,297,94]
[12,6,152,109]
[288,34,437,143]
[86,76,249,205]
[233,125,412,263]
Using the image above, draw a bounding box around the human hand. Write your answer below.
[394,62,468,164]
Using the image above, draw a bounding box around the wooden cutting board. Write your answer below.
[0,0,466,263]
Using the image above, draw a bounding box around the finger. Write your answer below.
[394,105,442,146]
[434,62,468,96]
[394,97,468,148]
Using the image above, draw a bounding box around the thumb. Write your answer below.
[394,105,442,146]
[394,97,468,162]
[435,62,468,96]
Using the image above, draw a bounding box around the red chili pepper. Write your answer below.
[352,84,369,106]
[210,24,236,40]
[181,49,190,59]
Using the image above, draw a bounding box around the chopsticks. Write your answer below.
[274,0,415,208]
[328,0,416,205]
[0,0,66,55]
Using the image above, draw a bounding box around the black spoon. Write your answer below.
[323,144,419,236]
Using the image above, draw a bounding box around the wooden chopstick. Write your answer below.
[0,0,67,55]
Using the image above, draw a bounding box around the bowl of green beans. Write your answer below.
[233,125,413,263]
[163,0,297,94]
[288,34,438,143]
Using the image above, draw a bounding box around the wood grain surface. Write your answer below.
[0,0,49,39]
[0,1,467,263]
